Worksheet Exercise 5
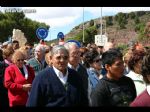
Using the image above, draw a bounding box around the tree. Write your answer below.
[115,12,127,29]
[89,19,94,26]
[106,16,113,26]
[0,12,49,43]
[0,19,16,42]
[134,16,140,24]
[143,22,150,40]
[129,12,136,19]
[136,11,146,16]
[135,23,146,41]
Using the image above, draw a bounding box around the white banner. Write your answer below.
[95,35,108,46]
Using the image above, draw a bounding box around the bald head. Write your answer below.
[103,42,114,52]
[64,42,79,51]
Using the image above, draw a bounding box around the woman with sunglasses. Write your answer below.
[4,50,35,107]
[84,49,103,105]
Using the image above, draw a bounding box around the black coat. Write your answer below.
[76,63,89,105]
[91,75,136,106]
[26,66,87,107]
[0,61,9,107]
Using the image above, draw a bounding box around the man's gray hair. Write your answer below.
[35,44,46,53]
[51,45,69,56]
[64,42,79,50]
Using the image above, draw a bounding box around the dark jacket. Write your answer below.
[0,61,9,107]
[26,66,86,107]
[91,75,136,106]
[76,63,89,105]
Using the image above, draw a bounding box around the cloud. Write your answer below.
[3,7,150,28]
[86,7,150,16]
[22,7,83,28]
[35,16,79,28]
[23,7,82,18]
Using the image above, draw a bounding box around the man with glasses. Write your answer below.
[26,45,86,106]
[64,42,89,106]
[27,44,46,76]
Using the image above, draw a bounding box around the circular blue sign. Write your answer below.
[57,32,64,39]
[67,40,81,48]
[36,27,48,40]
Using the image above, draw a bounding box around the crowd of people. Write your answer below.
[0,39,150,107]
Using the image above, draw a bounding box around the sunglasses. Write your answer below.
[17,59,24,62]
[94,59,101,63]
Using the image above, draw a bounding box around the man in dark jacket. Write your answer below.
[64,42,89,106]
[91,48,136,106]
[26,45,85,106]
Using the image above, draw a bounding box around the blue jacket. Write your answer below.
[87,67,100,90]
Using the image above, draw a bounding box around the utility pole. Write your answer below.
[83,7,85,43]
[100,7,103,42]
[101,7,102,36]
[105,20,106,35]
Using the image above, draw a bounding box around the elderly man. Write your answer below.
[101,42,115,76]
[26,45,85,106]
[27,44,46,76]
[64,42,89,106]
[103,42,114,52]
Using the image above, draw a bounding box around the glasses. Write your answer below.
[17,59,24,62]
[94,59,101,63]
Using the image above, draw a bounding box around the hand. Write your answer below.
[22,84,32,92]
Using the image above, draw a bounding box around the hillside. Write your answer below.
[64,11,150,46]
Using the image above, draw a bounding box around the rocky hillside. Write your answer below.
[65,11,150,46]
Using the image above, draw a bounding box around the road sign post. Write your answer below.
[57,32,65,45]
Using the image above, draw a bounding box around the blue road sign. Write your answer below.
[67,40,81,48]
[36,27,48,40]
[57,32,64,39]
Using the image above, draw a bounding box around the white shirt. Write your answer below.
[68,63,79,71]
[53,66,68,85]
[147,85,150,95]
[126,70,146,96]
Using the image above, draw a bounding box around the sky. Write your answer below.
[1,7,150,41]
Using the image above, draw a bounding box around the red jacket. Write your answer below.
[4,64,35,106]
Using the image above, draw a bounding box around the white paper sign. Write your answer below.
[95,35,108,46]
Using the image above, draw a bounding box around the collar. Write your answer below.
[68,63,79,71]
[17,64,28,79]
[127,70,144,81]
[53,66,68,78]
[23,65,29,79]
[53,66,68,85]
[4,59,12,65]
